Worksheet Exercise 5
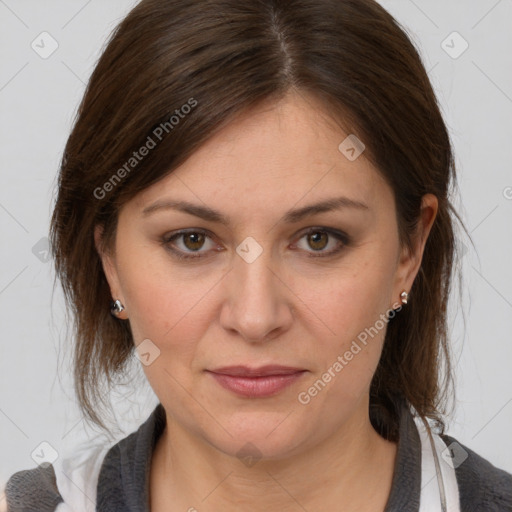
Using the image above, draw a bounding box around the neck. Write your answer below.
[150,396,398,512]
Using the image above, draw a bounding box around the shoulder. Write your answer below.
[2,440,114,512]
[2,405,163,512]
[441,433,512,511]
[2,464,63,511]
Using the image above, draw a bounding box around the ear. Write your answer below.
[391,193,438,307]
[94,224,128,319]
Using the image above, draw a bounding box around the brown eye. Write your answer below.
[307,231,329,251]
[294,228,349,258]
[162,229,218,260]
[182,232,206,251]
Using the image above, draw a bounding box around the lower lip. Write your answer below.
[207,371,306,398]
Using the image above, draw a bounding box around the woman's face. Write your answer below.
[97,91,435,460]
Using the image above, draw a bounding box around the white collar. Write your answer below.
[415,414,461,511]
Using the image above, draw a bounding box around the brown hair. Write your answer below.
[50,0,467,436]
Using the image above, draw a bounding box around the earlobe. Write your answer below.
[392,194,438,307]
[94,224,128,319]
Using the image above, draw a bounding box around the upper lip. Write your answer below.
[207,365,306,377]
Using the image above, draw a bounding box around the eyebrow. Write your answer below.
[142,196,369,225]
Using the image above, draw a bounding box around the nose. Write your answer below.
[219,244,294,343]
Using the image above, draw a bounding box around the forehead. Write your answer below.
[131,92,390,220]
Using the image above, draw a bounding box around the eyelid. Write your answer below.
[161,226,350,260]
[161,228,221,260]
[291,227,349,257]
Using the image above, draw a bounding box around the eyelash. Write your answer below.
[161,228,350,261]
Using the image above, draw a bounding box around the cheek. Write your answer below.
[297,252,395,345]
[291,251,396,400]
[114,230,196,318]
[115,241,217,355]
[121,263,215,403]
[125,276,213,349]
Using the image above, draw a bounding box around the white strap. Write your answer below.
[415,416,460,512]
[53,442,108,512]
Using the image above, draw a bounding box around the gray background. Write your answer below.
[1,0,511,493]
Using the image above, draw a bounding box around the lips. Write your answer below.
[205,365,307,398]
[207,365,305,377]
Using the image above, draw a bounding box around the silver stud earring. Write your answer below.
[400,291,408,305]
[111,299,125,317]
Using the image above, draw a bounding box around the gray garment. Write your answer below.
[5,399,512,511]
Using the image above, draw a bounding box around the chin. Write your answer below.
[202,414,311,462]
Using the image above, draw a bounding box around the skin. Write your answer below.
[95,90,437,511]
